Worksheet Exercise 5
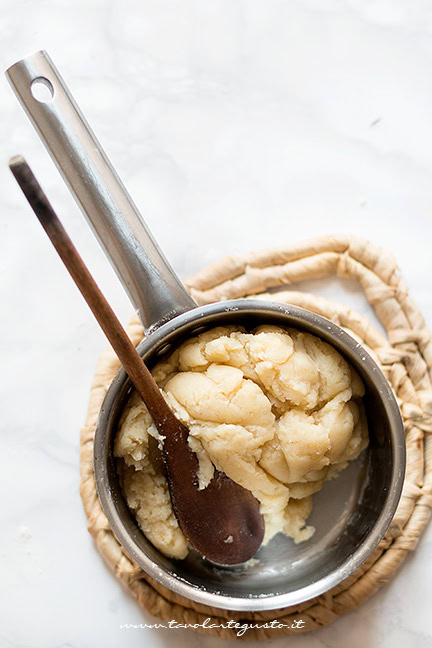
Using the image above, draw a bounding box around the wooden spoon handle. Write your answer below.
[10,155,266,566]
[9,155,172,424]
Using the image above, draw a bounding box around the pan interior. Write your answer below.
[95,302,401,608]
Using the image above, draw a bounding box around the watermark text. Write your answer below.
[120,617,305,637]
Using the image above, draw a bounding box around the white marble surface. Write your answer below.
[1,1,432,646]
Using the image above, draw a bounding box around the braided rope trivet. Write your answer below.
[80,234,432,640]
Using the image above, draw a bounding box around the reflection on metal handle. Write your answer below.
[6,50,196,330]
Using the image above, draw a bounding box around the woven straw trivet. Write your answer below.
[80,234,432,640]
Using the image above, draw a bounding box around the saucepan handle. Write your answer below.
[6,50,196,331]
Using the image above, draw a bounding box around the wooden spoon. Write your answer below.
[10,156,265,565]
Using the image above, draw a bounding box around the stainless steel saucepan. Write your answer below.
[6,51,406,611]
